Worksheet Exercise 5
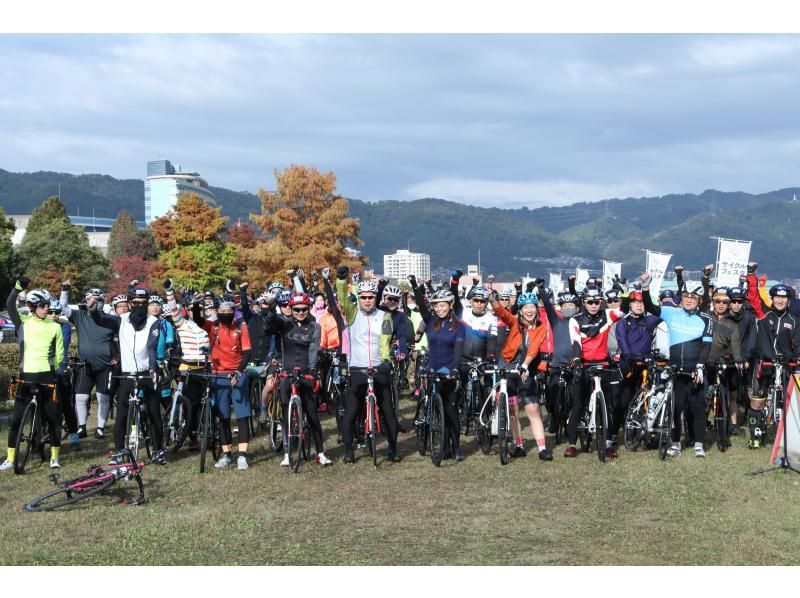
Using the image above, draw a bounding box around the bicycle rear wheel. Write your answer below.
[13,400,38,474]
[249,378,263,436]
[287,398,303,473]
[126,402,141,463]
[458,388,469,436]
[498,392,509,465]
[595,392,608,462]
[658,391,674,461]
[623,391,647,451]
[715,387,729,452]
[163,394,191,452]
[25,474,116,512]
[430,392,444,466]
[367,397,379,467]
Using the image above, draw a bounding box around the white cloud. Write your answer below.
[688,36,800,70]
[405,177,656,207]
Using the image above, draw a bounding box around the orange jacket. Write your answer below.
[493,303,547,364]
[319,311,340,350]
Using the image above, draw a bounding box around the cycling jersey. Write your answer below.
[91,310,160,373]
[569,308,624,363]
[493,303,546,366]
[539,292,580,367]
[615,313,661,362]
[455,304,498,361]
[6,288,64,374]
[203,320,252,373]
[643,293,712,370]
[265,311,320,371]
[60,290,115,369]
[335,278,392,368]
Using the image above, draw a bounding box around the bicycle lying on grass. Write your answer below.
[25,448,148,512]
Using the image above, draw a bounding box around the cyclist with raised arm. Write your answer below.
[705,289,744,439]
[1,278,65,472]
[59,283,115,440]
[727,286,757,435]
[334,266,400,464]
[89,288,167,465]
[489,288,551,459]
[564,287,625,458]
[46,299,81,452]
[264,291,331,467]
[641,277,713,458]
[411,276,466,461]
[745,262,800,448]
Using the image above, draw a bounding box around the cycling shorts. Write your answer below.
[75,364,111,395]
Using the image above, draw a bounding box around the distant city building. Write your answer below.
[145,159,216,224]
[383,249,430,282]
[8,214,145,255]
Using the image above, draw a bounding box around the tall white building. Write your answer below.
[145,159,216,224]
[383,249,430,281]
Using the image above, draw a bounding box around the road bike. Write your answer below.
[707,362,733,452]
[161,373,191,452]
[246,361,269,437]
[278,367,316,473]
[413,368,449,466]
[760,358,794,445]
[549,367,572,445]
[575,365,611,463]
[25,449,148,511]
[12,378,57,474]
[478,366,521,465]
[623,358,675,460]
[351,367,383,467]
[112,372,156,463]
[459,357,485,437]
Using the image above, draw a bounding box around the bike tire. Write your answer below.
[595,392,608,463]
[198,399,211,473]
[498,392,510,465]
[163,394,191,452]
[125,402,141,463]
[430,392,444,467]
[249,378,263,437]
[287,399,303,473]
[25,474,116,512]
[458,389,469,437]
[623,391,646,451]
[268,396,283,452]
[368,397,378,467]
[658,391,674,461]
[715,387,729,452]
[13,400,37,474]
[141,407,153,461]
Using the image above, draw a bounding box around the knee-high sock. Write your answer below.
[96,393,111,428]
[76,394,90,426]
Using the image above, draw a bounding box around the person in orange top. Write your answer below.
[489,290,552,460]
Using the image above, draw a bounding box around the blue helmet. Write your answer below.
[268,282,284,293]
[659,289,675,300]
[517,292,538,306]
[276,289,293,305]
[770,284,791,298]
[728,287,746,301]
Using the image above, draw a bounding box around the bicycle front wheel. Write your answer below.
[623,391,646,451]
[163,394,191,452]
[198,399,211,473]
[430,393,444,467]
[126,402,141,463]
[13,400,38,474]
[249,378,263,437]
[287,398,303,473]
[715,387,729,452]
[595,392,608,462]
[367,397,379,467]
[25,474,116,512]
[658,391,674,461]
[498,392,509,466]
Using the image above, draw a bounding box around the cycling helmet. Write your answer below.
[288,293,312,307]
[129,288,149,301]
[605,290,621,301]
[728,287,746,301]
[383,285,401,299]
[769,284,791,298]
[659,289,675,300]
[25,289,52,306]
[498,288,513,299]
[466,286,489,300]
[356,280,379,295]
[267,282,284,293]
[276,289,293,306]
[517,292,538,306]
[714,286,731,298]
[85,288,105,300]
[683,285,704,297]
[629,291,644,302]
[583,288,602,301]
[48,298,62,313]
[557,293,578,305]
[430,289,455,304]
[111,294,128,307]
[148,295,164,306]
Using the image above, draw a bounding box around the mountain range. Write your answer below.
[1,167,798,278]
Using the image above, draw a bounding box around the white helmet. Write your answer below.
[356,280,379,295]
[25,289,52,305]
[383,285,401,299]
[430,289,455,304]
[111,294,128,307]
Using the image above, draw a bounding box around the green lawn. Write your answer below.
[1,399,798,566]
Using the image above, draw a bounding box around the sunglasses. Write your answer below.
[472,298,487,303]
[499,298,510,301]
[358,295,376,300]
[713,299,730,305]
[585,300,601,306]
[384,297,399,302]
[292,307,309,313]
[607,299,621,303]
[730,299,744,304]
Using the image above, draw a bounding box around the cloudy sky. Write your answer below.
[1,34,800,207]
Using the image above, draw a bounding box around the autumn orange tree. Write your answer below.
[150,193,236,292]
[243,165,365,284]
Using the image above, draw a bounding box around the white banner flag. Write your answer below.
[716,239,751,287]
[602,261,622,291]
[549,272,562,292]
[645,250,672,295]
[575,268,590,291]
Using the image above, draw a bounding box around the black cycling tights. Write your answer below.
[220,417,250,447]
[341,371,398,454]
[672,374,706,444]
[7,373,62,448]
[438,379,460,454]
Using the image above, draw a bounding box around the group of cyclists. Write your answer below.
[2,255,798,474]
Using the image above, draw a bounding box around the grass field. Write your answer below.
[1,397,798,566]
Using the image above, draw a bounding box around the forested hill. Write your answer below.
[1,167,799,277]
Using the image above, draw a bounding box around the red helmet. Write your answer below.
[288,292,312,307]
[629,291,644,302]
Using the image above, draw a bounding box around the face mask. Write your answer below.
[218,313,234,325]
[561,306,577,318]
[129,304,148,330]
[407,303,417,311]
